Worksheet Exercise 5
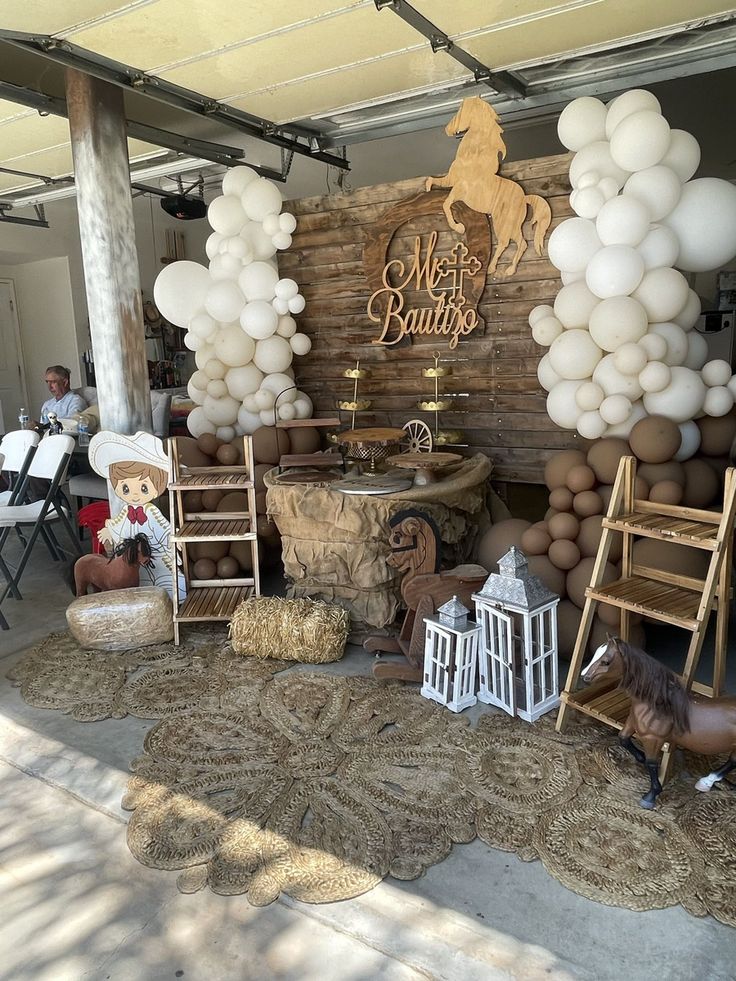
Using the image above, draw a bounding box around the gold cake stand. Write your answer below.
[338,427,406,473]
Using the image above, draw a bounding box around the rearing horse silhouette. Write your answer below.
[425,97,551,278]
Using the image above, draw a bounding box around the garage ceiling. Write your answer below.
[0,0,735,207]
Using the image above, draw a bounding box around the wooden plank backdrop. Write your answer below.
[280,151,584,483]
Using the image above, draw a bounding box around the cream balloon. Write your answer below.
[605,89,661,138]
[288,294,306,314]
[529,304,555,327]
[638,332,667,362]
[274,278,300,300]
[189,312,218,340]
[236,405,262,435]
[261,372,297,403]
[660,130,701,182]
[531,316,563,347]
[585,245,644,298]
[272,297,290,316]
[588,295,648,351]
[613,342,647,375]
[194,344,215,369]
[214,324,256,367]
[632,268,689,322]
[202,394,240,427]
[240,300,279,339]
[276,316,297,338]
[599,394,632,425]
[704,386,734,417]
[577,410,607,439]
[207,195,247,236]
[205,233,224,260]
[674,420,701,461]
[254,335,293,373]
[278,402,297,422]
[290,333,312,356]
[272,231,292,251]
[187,405,216,438]
[595,195,650,246]
[225,363,263,400]
[605,399,647,438]
[663,178,736,272]
[638,361,671,393]
[548,218,602,272]
[538,354,561,392]
[206,378,228,398]
[560,269,586,285]
[183,332,203,352]
[546,381,585,429]
[636,225,679,271]
[204,281,246,323]
[222,165,258,197]
[610,111,671,172]
[623,166,681,221]
[548,329,602,380]
[593,354,643,400]
[553,282,599,329]
[254,388,276,411]
[570,186,605,220]
[187,379,206,406]
[702,359,732,388]
[190,369,208,390]
[649,322,688,366]
[576,381,605,410]
[673,290,701,331]
[280,213,297,234]
[204,358,227,380]
[642,366,706,422]
[241,178,282,221]
[238,261,279,301]
[208,253,242,282]
[153,260,211,328]
[243,394,258,413]
[557,96,607,150]
[216,426,236,443]
[259,409,276,427]
[569,142,629,189]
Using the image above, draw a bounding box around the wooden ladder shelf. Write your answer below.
[168,435,261,644]
[556,455,736,776]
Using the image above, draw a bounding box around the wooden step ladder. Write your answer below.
[556,455,736,776]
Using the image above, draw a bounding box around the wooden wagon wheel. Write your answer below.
[402,419,433,454]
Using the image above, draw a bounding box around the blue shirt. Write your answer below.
[40,391,87,423]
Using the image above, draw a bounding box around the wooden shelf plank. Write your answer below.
[172,518,254,541]
[176,585,253,621]
[587,576,701,630]
[604,511,719,549]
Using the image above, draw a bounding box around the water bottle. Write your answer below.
[78,416,90,447]
[18,407,29,430]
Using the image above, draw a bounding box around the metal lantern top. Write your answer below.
[473,546,558,612]
[434,594,471,631]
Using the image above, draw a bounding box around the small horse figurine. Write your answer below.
[582,636,736,809]
[74,533,153,596]
[424,96,551,277]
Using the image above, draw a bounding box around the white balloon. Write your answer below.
[237,404,262,434]
[557,96,608,150]
[560,269,586,285]
[249,223,278,260]
[276,315,298,338]
[241,178,282,221]
[205,232,224,260]
[275,278,300,300]
[662,178,736,272]
[226,236,252,261]
[225,363,263,400]
[570,186,605,219]
[578,172,600,190]
[532,316,563,347]
[259,409,277,427]
[272,297,290,316]
[207,195,247,236]
[254,388,276,411]
[216,425,236,443]
[649,322,688,366]
[293,397,312,420]
[588,295,648,352]
[254,335,293,374]
[683,330,709,370]
[605,89,661,138]
[187,378,206,405]
[189,312,217,340]
[605,398,647,438]
[598,177,620,201]
[243,394,259,413]
[240,300,279,339]
[593,353,643,400]
[288,294,306,315]
[586,245,644,299]
[638,361,671,393]
[636,225,679,271]
[728,376,736,400]
[623,166,681,222]
[183,332,203,351]
[596,195,650,247]
[203,394,240,426]
[638,332,668,362]
[261,373,297,402]
[529,304,555,327]
[553,282,599,329]
[702,359,732,387]
[546,380,585,429]
[194,344,215,369]
[238,261,279,301]
[547,218,601,272]
[576,382,605,411]
[187,405,216,438]
[279,212,297,234]
[290,333,312,356]
[660,130,701,182]
[610,111,670,172]
[208,252,242,282]
[262,214,280,236]
[214,324,256,367]
[204,358,227,380]
[599,394,632,425]
[675,421,701,461]
[673,290,701,331]
[538,353,561,392]
[222,166,258,197]
[632,268,689,322]
[204,281,246,323]
[206,378,228,398]
[613,342,647,375]
[272,232,293,250]
[577,410,607,440]
[190,369,208,390]
[642,366,706,422]
[277,402,297,422]
[569,142,629,190]
[153,260,211,329]
[704,386,734,417]
[548,329,602,379]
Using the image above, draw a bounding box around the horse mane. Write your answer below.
[616,639,691,733]
[109,533,153,567]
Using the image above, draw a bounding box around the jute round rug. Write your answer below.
[8,636,735,925]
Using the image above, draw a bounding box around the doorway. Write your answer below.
[0,279,28,434]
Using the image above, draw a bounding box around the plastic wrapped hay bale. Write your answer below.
[229,596,349,662]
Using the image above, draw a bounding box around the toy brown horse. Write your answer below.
[74,533,153,596]
[582,636,736,809]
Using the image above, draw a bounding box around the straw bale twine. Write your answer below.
[230,597,349,662]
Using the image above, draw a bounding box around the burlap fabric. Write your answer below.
[265,453,493,627]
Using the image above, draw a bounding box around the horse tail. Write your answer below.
[525,194,552,256]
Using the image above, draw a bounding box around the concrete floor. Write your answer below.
[0,532,734,981]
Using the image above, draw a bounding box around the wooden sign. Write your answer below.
[365,96,552,351]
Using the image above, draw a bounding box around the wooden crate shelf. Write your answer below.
[169,468,253,490]
[603,510,719,550]
[561,682,631,730]
[587,576,701,630]
[172,518,253,541]
[177,585,254,621]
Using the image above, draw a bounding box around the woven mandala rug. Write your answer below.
[6,630,287,722]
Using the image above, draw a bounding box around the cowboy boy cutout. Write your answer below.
[88,431,185,599]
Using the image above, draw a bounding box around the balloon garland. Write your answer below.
[153,167,313,440]
[531,90,736,455]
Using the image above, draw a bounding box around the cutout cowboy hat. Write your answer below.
[88,430,169,479]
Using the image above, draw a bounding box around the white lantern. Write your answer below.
[473,547,560,723]
[421,596,481,713]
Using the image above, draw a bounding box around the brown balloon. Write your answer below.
[477,519,531,572]
[648,480,683,506]
[520,526,552,556]
[556,599,583,659]
[629,415,681,464]
[182,490,203,512]
[697,412,736,457]
[576,514,623,564]
[586,437,631,484]
[548,538,581,571]
[566,464,596,494]
[632,537,710,579]
[287,426,322,455]
[176,437,212,468]
[549,487,574,512]
[216,443,239,466]
[229,540,254,572]
[197,433,221,458]
[254,463,272,494]
[216,556,240,578]
[682,458,719,508]
[548,512,580,542]
[255,490,268,514]
[637,460,685,488]
[192,558,217,580]
[544,449,587,491]
[527,553,566,599]
[566,557,617,610]
[217,492,249,512]
[188,541,229,562]
[252,426,290,465]
[201,489,223,511]
[573,490,603,518]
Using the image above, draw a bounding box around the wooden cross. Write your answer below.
[437,241,482,308]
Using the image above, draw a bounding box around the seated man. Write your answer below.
[34,365,87,429]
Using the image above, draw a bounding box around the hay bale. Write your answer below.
[230,597,349,662]
[66,586,173,650]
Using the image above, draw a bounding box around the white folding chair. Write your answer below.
[0,430,40,505]
[0,434,80,629]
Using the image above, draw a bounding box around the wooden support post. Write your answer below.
[65,68,152,438]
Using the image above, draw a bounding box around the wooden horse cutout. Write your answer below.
[425,96,552,277]
[583,636,736,809]
[74,533,154,596]
[364,509,487,681]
